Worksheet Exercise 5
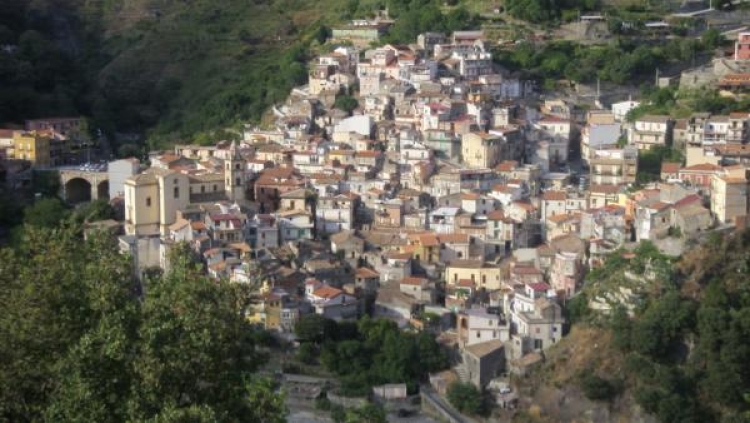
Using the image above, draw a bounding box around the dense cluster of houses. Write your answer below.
[110,29,750,392]
[4,29,750,397]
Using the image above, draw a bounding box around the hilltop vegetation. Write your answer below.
[525,231,750,423]
[0,0,484,149]
[2,0,731,149]
[1,0,341,146]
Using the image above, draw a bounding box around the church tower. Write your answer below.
[225,141,245,203]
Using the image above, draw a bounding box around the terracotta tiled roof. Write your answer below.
[401,276,428,286]
[457,279,475,288]
[673,194,702,209]
[355,267,380,278]
[313,285,343,299]
[528,282,550,292]
[680,163,721,172]
[542,190,566,201]
[661,162,681,174]
[495,160,519,172]
[589,184,621,194]
[439,233,470,243]
[486,210,506,220]
[513,265,542,275]
[547,213,575,224]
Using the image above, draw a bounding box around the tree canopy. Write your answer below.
[593,229,750,423]
[296,315,448,396]
[446,382,484,415]
[0,227,285,423]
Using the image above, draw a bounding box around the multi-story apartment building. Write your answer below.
[462,132,502,168]
[316,193,357,234]
[12,131,57,167]
[580,122,621,165]
[711,169,749,224]
[457,308,510,347]
[630,115,673,150]
[453,47,493,80]
[588,146,638,186]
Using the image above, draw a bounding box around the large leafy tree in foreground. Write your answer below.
[0,226,284,423]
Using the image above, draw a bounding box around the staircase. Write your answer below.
[453,364,469,383]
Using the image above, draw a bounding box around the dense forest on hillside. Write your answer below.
[0,0,484,149]
[555,231,750,423]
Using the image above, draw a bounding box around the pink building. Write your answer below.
[735,32,750,61]
[678,163,721,189]
[550,252,582,298]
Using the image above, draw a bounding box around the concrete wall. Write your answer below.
[109,159,139,199]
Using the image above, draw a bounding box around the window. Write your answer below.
[213,185,217,192]
[201,185,205,193]
[535,327,540,334]
[236,177,241,185]
[174,187,179,199]
[476,332,480,338]
[235,164,241,170]
[146,197,152,207]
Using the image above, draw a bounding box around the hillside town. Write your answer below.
[3,22,750,420]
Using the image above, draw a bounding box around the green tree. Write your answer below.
[129,247,266,420]
[0,228,134,422]
[295,314,338,344]
[447,382,484,415]
[701,29,725,50]
[244,378,287,423]
[297,342,317,364]
[0,228,286,423]
[71,198,116,225]
[144,404,220,423]
[334,95,359,115]
[344,403,387,423]
[23,197,71,228]
[580,373,619,401]
[610,306,632,351]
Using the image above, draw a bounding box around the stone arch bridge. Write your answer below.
[59,169,109,203]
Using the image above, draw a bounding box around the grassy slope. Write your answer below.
[86,0,351,146]
[83,0,644,146]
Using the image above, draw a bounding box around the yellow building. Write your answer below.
[124,168,190,236]
[461,132,501,169]
[13,131,52,167]
[445,260,505,291]
[711,169,748,225]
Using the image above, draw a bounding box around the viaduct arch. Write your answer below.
[59,170,110,203]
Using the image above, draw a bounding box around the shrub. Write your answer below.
[446,382,484,415]
[580,373,619,401]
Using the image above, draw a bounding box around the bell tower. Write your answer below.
[225,141,245,203]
